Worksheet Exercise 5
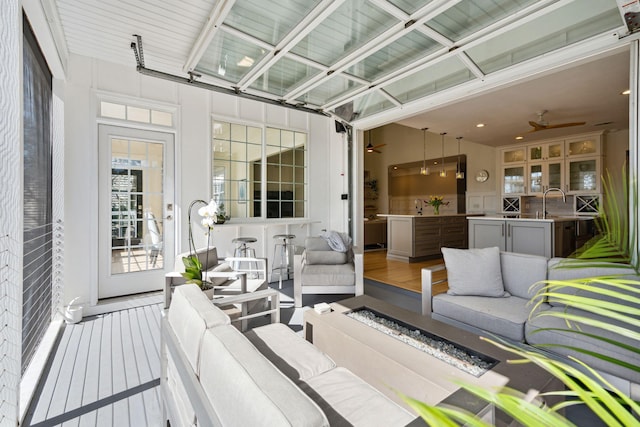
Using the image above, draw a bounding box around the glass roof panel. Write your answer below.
[296,74,365,106]
[332,91,395,121]
[346,30,441,81]
[290,0,398,66]
[250,55,321,97]
[225,0,322,45]
[387,0,434,15]
[428,0,538,42]
[466,1,623,75]
[384,56,474,103]
[196,31,268,83]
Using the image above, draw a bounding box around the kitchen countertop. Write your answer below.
[467,215,596,223]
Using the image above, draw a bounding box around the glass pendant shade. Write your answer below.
[420,128,429,175]
[439,132,446,177]
[456,136,464,179]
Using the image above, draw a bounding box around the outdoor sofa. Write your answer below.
[161,283,418,427]
[421,247,640,393]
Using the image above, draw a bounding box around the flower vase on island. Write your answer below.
[424,195,449,215]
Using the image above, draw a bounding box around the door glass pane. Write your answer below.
[569,160,596,191]
[548,162,562,188]
[111,139,164,274]
[548,143,562,158]
[503,166,524,194]
[529,164,542,193]
[567,139,597,156]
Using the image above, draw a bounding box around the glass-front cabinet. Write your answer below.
[567,157,600,194]
[528,161,563,194]
[502,165,526,195]
[502,146,526,163]
[565,135,601,158]
[528,141,563,161]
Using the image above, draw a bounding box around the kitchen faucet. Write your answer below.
[542,187,566,219]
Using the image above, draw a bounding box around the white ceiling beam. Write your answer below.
[182,0,236,73]
[284,0,462,102]
[26,0,68,78]
[352,31,627,130]
[237,0,346,91]
[379,88,402,107]
[325,0,573,114]
[457,52,484,79]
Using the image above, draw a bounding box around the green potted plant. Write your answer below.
[181,199,219,288]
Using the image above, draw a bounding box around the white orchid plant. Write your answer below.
[181,199,219,288]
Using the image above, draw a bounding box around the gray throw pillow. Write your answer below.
[442,247,509,297]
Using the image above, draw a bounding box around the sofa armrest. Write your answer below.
[211,288,281,328]
[421,264,446,316]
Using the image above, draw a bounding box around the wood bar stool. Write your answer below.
[271,234,296,289]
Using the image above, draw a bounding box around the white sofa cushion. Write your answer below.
[300,367,415,426]
[442,246,509,297]
[245,323,336,381]
[168,284,230,372]
[199,325,329,427]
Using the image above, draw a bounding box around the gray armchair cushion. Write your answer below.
[208,262,234,286]
[525,306,640,383]
[302,263,355,286]
[433,294,531,342]
[442,246,509,297]
[305,250,348,265]
[547,258,640,308]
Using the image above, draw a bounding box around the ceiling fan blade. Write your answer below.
[373,143,386,149]
[373,149,382,154]
[546,121,586,129]
[528,121,546,131]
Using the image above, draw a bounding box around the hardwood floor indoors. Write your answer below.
[363,250,448,296]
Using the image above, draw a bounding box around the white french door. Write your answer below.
[98,125,175,299]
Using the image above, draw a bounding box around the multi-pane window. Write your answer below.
[212,120,307,219]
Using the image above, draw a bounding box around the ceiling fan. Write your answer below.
[366,142,386,153]
[527,110,586,132]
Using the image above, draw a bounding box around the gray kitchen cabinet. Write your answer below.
[468,218,553,258]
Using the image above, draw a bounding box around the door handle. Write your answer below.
[165,215,173,221]
[507,223,511,237]
[501,223,504,236]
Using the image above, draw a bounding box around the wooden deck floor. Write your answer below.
[363,250,448,295]
[25,304,163,427]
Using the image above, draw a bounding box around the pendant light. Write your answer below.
[366,131,374,153]
[439,132,447,177]
[455,136,464,179]
[420,128,429,175]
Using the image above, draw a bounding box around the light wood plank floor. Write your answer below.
[25,304,162,427]
[364,250,448,295]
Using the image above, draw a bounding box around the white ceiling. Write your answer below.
[42,0,631,147]
[395,47,630,146]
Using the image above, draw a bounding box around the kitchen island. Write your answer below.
[378,214,468,262]
[468,216,595,258]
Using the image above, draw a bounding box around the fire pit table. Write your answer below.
[304,295,562,425]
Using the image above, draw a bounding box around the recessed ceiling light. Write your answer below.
[476,123,485,128]
[621,89,630,95]
[515,136,524,140]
